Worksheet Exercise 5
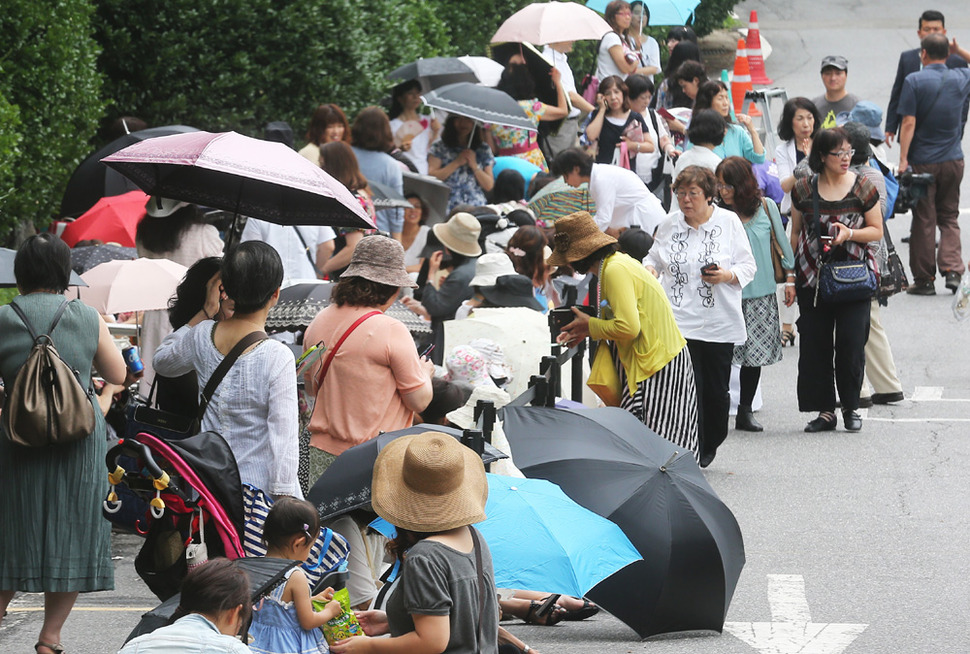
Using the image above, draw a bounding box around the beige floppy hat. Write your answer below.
[545,211,617,267]
[371,431,488,533]
[432,212,483,257]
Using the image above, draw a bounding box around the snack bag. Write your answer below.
[319,586,362,646]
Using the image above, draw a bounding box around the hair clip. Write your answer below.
[303,523,313,541]
[508,247,526,257]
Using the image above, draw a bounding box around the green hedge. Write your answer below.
[0,0,103,240]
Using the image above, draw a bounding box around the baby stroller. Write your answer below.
[103,430,246,600]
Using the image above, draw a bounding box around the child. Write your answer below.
[250,497,343,654]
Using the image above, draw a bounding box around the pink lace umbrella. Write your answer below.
[101,131,374,230]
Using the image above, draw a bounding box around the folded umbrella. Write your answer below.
[585,0,700,26]
[369,474,641,598]
[0,248,86,288]
[70,243,138,275]
[421,83,538,132]
[67,258,188,314]
[502,405,745,638]
[308,424,507,523]
[491,1,612,45]
[60,190,149,248]
[101,131,374,230]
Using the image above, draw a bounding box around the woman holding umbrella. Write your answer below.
[428,115,495,213]
[551,211,699,458]
[595,0,655,81]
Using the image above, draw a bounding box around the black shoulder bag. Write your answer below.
[811,176,877,306]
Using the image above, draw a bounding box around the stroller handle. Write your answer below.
[106,437,167,482]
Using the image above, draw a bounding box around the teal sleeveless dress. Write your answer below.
[0,293,113,592]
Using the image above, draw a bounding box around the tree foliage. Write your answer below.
[0,0,103,240]
[691,0,740,38]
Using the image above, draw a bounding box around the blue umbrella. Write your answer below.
[371,473,641,597]
[585,0,699,26]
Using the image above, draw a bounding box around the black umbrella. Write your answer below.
[60,125,199,219]
[308,423,508,522]
[124,557,299,644]
[70,244,138,275]
[402,172,451,226]
[266,281,334,331]
[501,406,745,639]
[387,57,482,93]
[421,83,537,132]
[0,247,86,288]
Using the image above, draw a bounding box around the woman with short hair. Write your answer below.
[582,75,653,172]
[351,107,405,239]
[153,241,301,497]
[0,234,127,654]
[299,103,352,165]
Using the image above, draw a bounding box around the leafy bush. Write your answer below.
[691,0,740,38]
[0,0,103,240]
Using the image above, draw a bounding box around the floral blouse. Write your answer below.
[429,141,495,212]
[487,99,548,171]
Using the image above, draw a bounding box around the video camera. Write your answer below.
[894,171,935,214]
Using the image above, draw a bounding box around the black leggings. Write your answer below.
[739,366,761,407]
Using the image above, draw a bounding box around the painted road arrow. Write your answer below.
[724,574,868,654]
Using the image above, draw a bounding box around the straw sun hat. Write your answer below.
[371,431,488,533]
[432,212,483,257]
[545,211,617,267]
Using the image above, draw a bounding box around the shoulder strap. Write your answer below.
[292,226,324,277]
[469,527,488,653]
[314,311,381,387]
[810,175,823,249]
[198,330,267,421]
[9,299,69,343]
[922,68,951,120]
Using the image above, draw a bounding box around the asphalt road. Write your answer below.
[3,0,970,652]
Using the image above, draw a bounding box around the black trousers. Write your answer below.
[686,339,734,459]
[795,287,870,412]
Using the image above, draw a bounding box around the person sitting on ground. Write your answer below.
[117,558,253,654]
[153,241,301,498]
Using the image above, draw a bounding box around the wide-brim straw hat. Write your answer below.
[372,431,488,532]
[342,235,417,288]
[433,212,483,257]
[545,211,617,267]
[469,252,515,287]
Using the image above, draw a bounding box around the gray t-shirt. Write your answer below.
[812,93,860,129]
[898,63,970,164]
[385,531,499,654]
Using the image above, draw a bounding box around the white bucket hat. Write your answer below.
[469,252,515,288]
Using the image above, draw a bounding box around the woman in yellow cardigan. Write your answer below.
[550,211,698,459]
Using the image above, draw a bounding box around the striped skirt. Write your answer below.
[612,344,699,460]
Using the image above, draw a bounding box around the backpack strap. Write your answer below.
[198,330,267,421]
[8,299,70,343]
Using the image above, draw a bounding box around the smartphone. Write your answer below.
[419,343,435,359]
[701,263,719,276]
[296,341,326,375]
[657,106,679,122]
[549,306,596,334]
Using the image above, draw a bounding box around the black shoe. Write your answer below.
[858,396,873,409]
[901,235,910,243]
[699,450,716,468]
[945,271,961,294]
[906,280,936,296]
[735,406,764,432]
[842,410,863,432]
[872,391,905,404]
[804,414,837,432]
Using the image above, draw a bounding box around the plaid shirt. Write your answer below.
[791,175,880,288]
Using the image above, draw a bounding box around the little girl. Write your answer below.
[250,497,343,654]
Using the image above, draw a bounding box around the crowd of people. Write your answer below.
[1,4,970,654]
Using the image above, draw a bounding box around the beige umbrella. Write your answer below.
[67,258,187,314]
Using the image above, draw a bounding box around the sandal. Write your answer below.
[781,328,796,347]
[35,643,66,654]
[524,598,564,626]
[562,598,600,621]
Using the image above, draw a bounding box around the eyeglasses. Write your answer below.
[827,149,855,159]
[716,183,733,191]
[675,189,705,200]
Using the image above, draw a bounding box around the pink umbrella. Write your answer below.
[101,131,374,229]
[60,190,149,248]
[491,1,612,45]
[67,258,188,315]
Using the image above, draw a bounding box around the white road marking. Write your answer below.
[724,574,868,654]
[911,386,944,401]
[867,418,970,422]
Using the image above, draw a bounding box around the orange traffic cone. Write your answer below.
[745,11,773,85]
[731,39,760,116]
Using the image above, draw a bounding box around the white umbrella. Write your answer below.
[67,258,187,314]
[491,1,612,45]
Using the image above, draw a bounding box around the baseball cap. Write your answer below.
[820,55,848,72]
